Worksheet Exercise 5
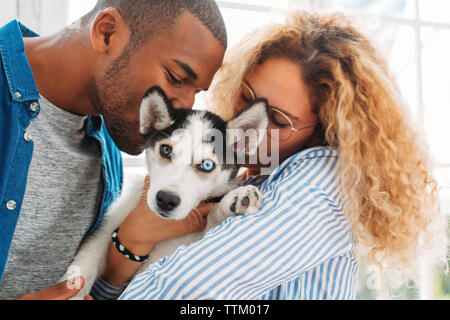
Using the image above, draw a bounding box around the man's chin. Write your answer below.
[101,116,145,155]
[116,142,145,156]
[109,133,145,156]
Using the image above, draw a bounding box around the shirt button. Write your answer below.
[30,102,40,112]
[6,200,17,211]
[24,131,33,142]
[14,91,22,99]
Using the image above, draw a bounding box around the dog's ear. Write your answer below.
[226,98,269,156]
[140,86,175,135]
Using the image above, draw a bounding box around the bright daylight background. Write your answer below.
[1,0,448,300]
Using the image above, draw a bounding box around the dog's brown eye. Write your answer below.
[160,144,172,159]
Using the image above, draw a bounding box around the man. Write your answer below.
[0,0,226,299]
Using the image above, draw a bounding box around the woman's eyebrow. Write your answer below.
[172,59,198,80]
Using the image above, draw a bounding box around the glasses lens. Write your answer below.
[268,127,293,142]
[269,108,292,128]
[268,108,293,142]
[241,81,255,102]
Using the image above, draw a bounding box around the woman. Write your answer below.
[208,10,449,283]
[107,11,447,300]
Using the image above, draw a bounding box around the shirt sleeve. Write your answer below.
[90,278,125,300]
[119,153,354,300]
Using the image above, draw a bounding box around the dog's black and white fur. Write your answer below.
[63,87,269,299]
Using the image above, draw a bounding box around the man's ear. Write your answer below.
[140,87,175,135]
[226,98,269,156]
[90,8,130,54]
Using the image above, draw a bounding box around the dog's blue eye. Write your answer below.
[198,160,215,173]
[160,144,172,159]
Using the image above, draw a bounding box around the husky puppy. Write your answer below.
[64,87,269,299]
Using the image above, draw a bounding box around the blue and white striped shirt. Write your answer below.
[97,146,358,300]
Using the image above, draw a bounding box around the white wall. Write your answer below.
[0,0,68,36]
[40,0,68,35]
[0,1,18,26]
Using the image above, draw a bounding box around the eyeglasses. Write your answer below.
[241,80,317,142]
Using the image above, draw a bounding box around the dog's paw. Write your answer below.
[220,186,263,217]
[60,265,90,300]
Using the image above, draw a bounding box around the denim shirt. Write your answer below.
[0,20,123,283]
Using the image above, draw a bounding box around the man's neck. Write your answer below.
[23,30,96,116]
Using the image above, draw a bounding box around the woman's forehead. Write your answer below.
[245,58,314,121]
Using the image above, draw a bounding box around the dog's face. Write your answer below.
[139,87,269,220]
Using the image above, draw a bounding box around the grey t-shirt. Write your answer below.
[0,96,104,299]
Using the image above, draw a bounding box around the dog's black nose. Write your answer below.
[156,191,181,212]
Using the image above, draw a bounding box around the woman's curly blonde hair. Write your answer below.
[206,10,448,286]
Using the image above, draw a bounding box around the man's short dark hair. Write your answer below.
[82,0,227,51]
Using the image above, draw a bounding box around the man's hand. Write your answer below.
[15,276,92,300]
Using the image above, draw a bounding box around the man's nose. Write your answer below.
[171,90,196,110]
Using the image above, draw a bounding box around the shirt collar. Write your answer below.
[0,20,40,102]
[85,115,105,137]
[0,20,105,137]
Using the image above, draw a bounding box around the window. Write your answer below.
[0,0,68,35]
[5,0,448,300]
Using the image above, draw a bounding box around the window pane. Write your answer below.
[220,7,285,47]
[419,0,450,24]
[68,0,96,23]
[387,25,418,117]
[219,0,290,9]
[435,168,450,216]
[317,1,419,116]
[330,0,416,19]
[122,152,146,175]
[359,22,418,116]
[421,28,450,164]
[0,0,17,26]
[123,166,147,182]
